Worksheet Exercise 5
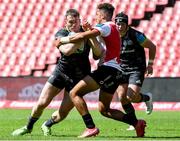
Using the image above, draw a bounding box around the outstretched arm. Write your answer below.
[56,29,100,46]
[58,42,84,56]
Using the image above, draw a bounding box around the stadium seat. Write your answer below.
[0,0,180,77]
[156,0,168,5]
[145,0,156,12]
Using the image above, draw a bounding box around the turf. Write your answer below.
[0,109,179,140]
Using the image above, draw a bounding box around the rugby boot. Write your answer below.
[78,127,99,138]
[134,119,146,137]
[144,92,153,115]
[41,121,51,136]
[12,126,32,136]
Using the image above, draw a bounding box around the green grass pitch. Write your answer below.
[0,109,179,140]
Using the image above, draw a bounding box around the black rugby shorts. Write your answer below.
[89,65,124,94]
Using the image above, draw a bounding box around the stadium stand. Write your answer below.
[0,0,179,77]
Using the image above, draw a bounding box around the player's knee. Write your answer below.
[126,92,137,102]
[69,90,76,99]
[69,90,82,104]
[127,93,140,103]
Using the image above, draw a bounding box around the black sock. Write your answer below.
[122,103,137,126]
[122,103,135,114]
[27,116,39,130]
[82,114,95,129]
[139,93,150,102]
[122,113,138,126]
[45,118,57,127]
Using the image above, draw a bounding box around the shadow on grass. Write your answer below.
[51,134,180,140]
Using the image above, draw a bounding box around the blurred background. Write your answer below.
[0,0,179,109]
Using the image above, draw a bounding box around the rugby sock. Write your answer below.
[27,117,39,130]
[82,113,95,129]
[122,103,138,126]
[122,103,135,114]
[45,118,57,127]
[122,113,138,126]
[139,93,150,102]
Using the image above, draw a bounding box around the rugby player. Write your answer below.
[115,12,156,130]
[12,9,103,136]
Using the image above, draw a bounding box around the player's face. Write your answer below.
[66,15,81,32]
[116,22,128,34]
[95,9,104,24]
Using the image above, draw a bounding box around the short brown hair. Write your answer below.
[65,9,80,17]
[97,3,114,19]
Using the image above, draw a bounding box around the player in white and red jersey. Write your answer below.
[56,3,146,138]
[93,22,121,66]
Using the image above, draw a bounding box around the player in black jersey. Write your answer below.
[115,12,156,130]
[12,9,103,136]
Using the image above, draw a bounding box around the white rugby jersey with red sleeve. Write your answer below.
[94,21,121,70]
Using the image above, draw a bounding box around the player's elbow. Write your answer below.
[152,44,156,52]
[147,41,156,50]
[149,43,156,55]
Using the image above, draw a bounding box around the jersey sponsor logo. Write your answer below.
[122,49,135,53]
[104,82,114,88]
[18,83,44,100]
[99,75,111,85]
[104,75,111,82]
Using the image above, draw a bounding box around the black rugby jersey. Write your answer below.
[55,27,91,78]
[120,27,146,72]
